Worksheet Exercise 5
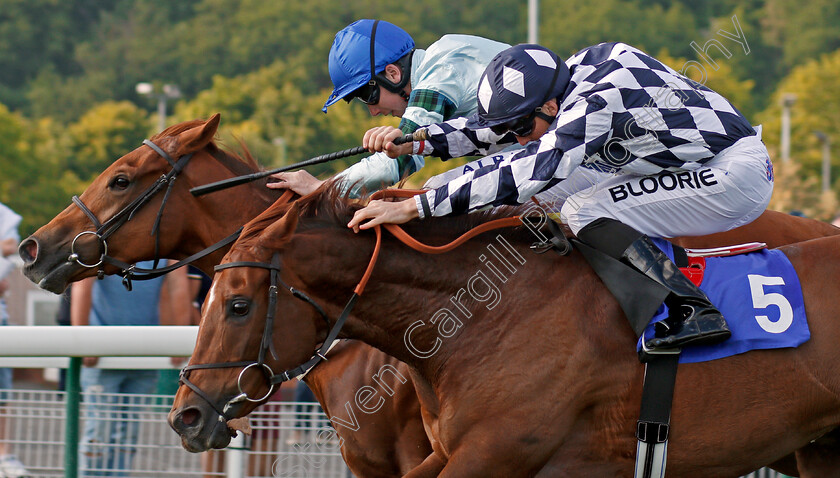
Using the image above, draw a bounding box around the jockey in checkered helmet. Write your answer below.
[465,44,570,133]
[353,42,778,353]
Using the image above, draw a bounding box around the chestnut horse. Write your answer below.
[18,115,431,476]
[170,189,840,477]
[20,114,839,476]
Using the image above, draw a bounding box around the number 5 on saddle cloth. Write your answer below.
[547,221,811,478]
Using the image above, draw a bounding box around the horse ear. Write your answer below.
[177,113,221,154]
[263,202,300,249]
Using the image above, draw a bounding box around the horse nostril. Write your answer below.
[19,238,39,264]
[180,407,202,427]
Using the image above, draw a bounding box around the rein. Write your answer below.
[182,189,526,423]
[68,138,294,289]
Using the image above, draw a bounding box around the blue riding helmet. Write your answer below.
[322,19,415,113]
[466,44,571,129]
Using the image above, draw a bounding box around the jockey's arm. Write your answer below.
[336,90,456,197]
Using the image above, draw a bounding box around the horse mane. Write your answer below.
[236,180,531,249]
[151,120,261,175]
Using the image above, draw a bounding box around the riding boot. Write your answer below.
[577,217,730,350]
[621,235,730,349]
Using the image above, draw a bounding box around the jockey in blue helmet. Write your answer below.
[268,19,508,197]
[322,19,416,112]
[352,43,776,352]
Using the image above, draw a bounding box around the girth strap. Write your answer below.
[634,354,680,478]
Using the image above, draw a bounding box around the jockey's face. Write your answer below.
[514,99,558,145]
[366,88,408,118]
[364,64,410,118]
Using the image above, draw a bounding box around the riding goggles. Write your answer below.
[490,109,556,137]
[345,80,380,105]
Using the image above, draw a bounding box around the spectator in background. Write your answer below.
[156,266,196,397]
[71,262,189,477]
[0,203,27,478]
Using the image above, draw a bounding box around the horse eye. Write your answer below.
[229,299,250,317]
[110,176,131,190]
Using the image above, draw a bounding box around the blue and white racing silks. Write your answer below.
[413,42,758,219]
[335,35,509,196]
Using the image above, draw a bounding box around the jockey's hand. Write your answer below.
[363,126,413,158]
[348,199,419,232]
[267,170,323,196]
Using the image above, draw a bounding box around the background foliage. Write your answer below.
[2,0,839,234]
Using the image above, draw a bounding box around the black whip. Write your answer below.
[189,131,425,196]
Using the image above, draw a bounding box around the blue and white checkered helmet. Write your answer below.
[466,44,570,129]
[322,19,415,113]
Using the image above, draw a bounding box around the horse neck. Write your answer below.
[176,152,281,276]
[285,223,539,380]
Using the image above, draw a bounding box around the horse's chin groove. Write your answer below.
[35,261,79,294]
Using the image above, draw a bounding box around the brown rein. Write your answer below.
[354,189,522,294]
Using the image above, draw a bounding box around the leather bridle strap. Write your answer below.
[271,225,382,384]
[69,139,193,274]
[102,228,243,290]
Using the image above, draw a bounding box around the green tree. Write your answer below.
[757,48,840,217]
[539,0,699,59]
[762,0,840,70]
[66,101,151,181]
[0,105,85,235]
[0,0,119,110]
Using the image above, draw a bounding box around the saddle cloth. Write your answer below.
[637,238,810,364]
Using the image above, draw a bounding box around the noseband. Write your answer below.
[179,247,373,423]
[68,139,243,289]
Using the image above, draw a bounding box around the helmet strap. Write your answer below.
[369,20,412,103]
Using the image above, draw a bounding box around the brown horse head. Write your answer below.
[169,199,338,452]
[19,114,279,292]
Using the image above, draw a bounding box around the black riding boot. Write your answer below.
[578,218,730,350]
[622,235,730,349]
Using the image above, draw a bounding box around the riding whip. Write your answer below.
[189,131,426,196]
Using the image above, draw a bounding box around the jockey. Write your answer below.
[268,19,509,197]
[349,43,775,351]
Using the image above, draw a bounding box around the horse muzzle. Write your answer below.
[168,402,236,453]
[19,232,108,293]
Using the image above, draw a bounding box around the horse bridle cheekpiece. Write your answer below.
[69,139,241,289]
[179,252,361,423]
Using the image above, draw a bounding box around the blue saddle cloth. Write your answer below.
[636,238,810,364]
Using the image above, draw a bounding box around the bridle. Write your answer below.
[176,192,529,425]
[179,227,382,423]
[68,139,241,289]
